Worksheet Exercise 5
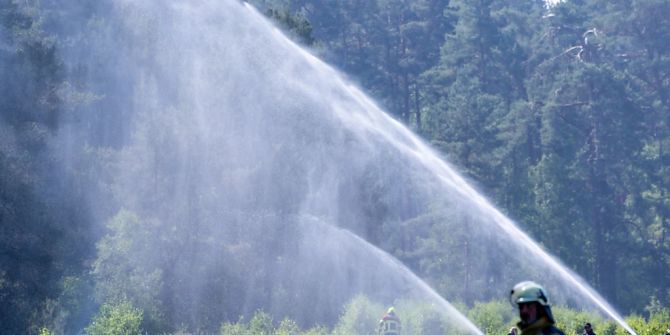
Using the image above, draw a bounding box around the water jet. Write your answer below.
[44,0,638,333]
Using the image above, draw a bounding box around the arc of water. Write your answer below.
[336,66,639,335]
[242,2,636,335]
[339,68,638,335]
[240,3,484,334]
[326,221,485,335]
[344,45,639,335]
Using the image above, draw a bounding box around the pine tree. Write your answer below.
[425,0,525,196]
[525,0,649,304]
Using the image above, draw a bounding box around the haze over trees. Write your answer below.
[256,0,670,311]
[1,0,670,333]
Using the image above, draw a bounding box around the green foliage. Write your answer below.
[92,209,165,329]
[0,1,94,333]
[333,295,383,335]
[5,0,670,331]
[266,8,315,46]
[220,318,249,335]
[212,297,670,335]
[219,312,330,335]
[394,300,452,335]
[249,311,275,335]
[85,301,143,335]
[622,315,648,335]
[467,300,516,335]
[302,326,330,335]
[276,318,301,335]
[552,307,603,335]
[645,301,670,335]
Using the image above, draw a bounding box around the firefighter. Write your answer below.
[510,281,565,335]
[583,323,596,335]
[377,306,401,335]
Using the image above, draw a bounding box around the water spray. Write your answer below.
[240,3,638,334]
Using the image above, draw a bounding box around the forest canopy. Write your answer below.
[1,0,670,334]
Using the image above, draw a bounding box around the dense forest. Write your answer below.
[1,0,670,334]
[255,0,670,311]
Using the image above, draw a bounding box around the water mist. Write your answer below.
[42,0,636,333]
[251,3,636,333]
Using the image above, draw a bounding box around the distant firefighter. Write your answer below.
[377,306,401,335]
[583,323,596,335]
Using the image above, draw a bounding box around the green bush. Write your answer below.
[552,306,602,335]
[213,297,670,335]
[85,301,143,335]
[220,317,249,335]
[276,318,301,335]
[394,300,449,335]
[332,295,383,335]
[92,209,164,324]
[249,311,275,335]
[302,325,330,335]
[467,300,516,335]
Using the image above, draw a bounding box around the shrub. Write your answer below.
[333,295,383,335]
[467,300,516,335]
[276,318,301,335]
[220,318,249,335]
[85,301,143,335]
[249,311,274,335]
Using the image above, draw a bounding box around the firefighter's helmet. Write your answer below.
[510,281,550,306]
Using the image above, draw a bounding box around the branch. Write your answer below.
[556,101,589,108]
[548,45,583,63]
